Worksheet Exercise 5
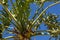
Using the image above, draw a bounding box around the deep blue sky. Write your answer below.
[0,1,60,40]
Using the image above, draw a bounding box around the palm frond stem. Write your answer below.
[32,1,60,25]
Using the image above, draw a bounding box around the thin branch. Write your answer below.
[32,1,60,25]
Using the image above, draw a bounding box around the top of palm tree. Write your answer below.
[0,0,60,40]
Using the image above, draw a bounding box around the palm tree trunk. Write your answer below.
[19,37,30,40]
[14,34,30,40]
[21,38,30,40]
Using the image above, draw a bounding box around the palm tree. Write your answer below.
[0,0,60,40]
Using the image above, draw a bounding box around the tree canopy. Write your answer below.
[0,0,60,40]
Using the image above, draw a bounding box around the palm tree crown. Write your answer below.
[0,0,60,40]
